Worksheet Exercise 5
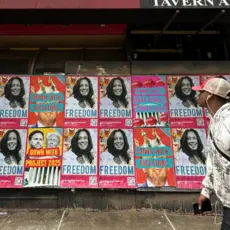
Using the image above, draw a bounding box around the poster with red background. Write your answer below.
[28,75,65,128]
[134,127,176,188]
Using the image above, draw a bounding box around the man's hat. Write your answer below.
[192,78,230,99]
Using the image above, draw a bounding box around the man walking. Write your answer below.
[192,77,230,230]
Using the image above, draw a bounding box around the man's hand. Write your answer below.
[198,194,208,210]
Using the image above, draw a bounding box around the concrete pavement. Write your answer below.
[0,209,222,230]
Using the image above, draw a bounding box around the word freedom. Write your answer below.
[146,0,230,7]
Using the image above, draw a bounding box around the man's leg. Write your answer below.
[221,207,230,230]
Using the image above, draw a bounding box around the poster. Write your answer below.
[0,129,27,188]
[134,127,176,188]
[0,75,30,128]
[167,76,204,128]
[201,75,230,126]
[65,76,98,127]
[23,127,63,187]
[132,76,169,128]
[100,76,133,128]
[60,128,98,188]
[172,127,207,189]
[99,128,136,188]
[28,75,65,128]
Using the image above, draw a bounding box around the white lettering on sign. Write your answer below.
[150,0,229,7]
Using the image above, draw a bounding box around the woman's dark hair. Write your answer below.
[180,129,206,164]
[106,129,131,164]
[106,77,129,108]
[175,76,198,107]
[4,77,26,108]
[72,77,95,108]
[0,130,22,165]
[71,129,94,164]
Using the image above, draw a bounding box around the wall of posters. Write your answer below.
[0,73,225,190]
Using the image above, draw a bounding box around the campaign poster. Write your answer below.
[23,127,63,187]
[28,75,65,128]
[0,75,30,128]
[99,128,136,188]
[60,128,98,188]
[201,75,230,127]
[100,76,133,128]
[0,129,27,188]
[65,76,98,128]
[172,127,207,189]
[134,128,176,188]
[167,76,204,128]
[132,76,169,128]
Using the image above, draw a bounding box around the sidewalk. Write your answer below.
[0,209,222,230]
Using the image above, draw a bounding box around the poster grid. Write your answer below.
[0,73,224,190]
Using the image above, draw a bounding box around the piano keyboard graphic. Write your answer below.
[136,112,165,127]
[25,166,60,187]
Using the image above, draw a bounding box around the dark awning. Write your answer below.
[0,9,230,29]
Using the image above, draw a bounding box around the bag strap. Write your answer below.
[209,130,230,162]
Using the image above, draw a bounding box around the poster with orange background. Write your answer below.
[28,75,65,128]
[23,127,63,188]
[134,127,176,188]
[0,128,27,188]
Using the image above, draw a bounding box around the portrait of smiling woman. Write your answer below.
[175,128,206,166]
[0,130,23,166]
[66,77,95,109]
[100,77,130,109]
[63,129,96,165]
[100,129,132,165]
[2,77,26,109]
[169,76,198,109]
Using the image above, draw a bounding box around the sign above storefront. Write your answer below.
[0,0,229,9]
[0,0,139,9]
[140,0,230,8]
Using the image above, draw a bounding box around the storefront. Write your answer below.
[0,0,229,210]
